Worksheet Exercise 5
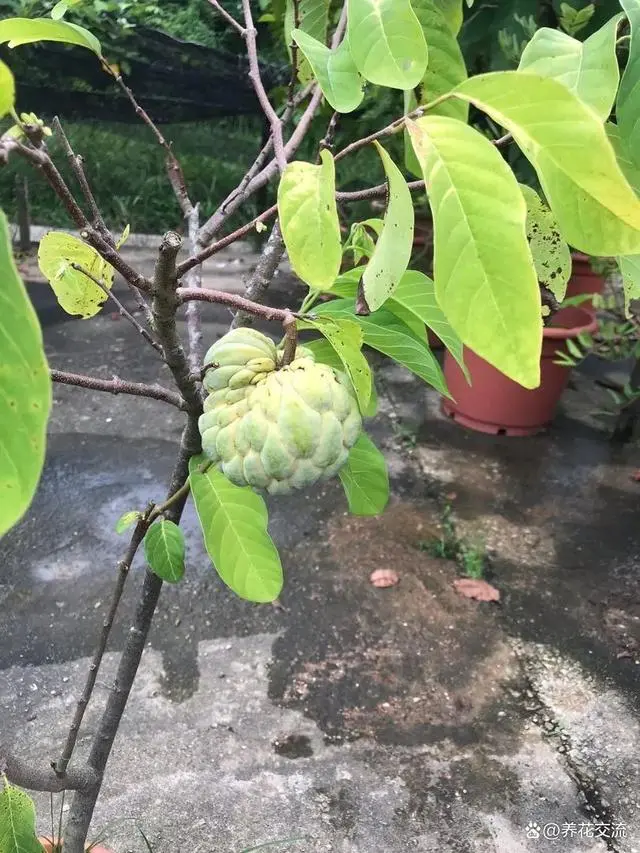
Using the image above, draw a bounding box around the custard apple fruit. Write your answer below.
[199,328,362,494]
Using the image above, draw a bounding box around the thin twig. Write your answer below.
[241,0,287,172]
[148,479,193,523]
[286,0,301,115]
[69,263,164,356]
[102,62,193,216]
[52,117,110,239]
[51,369,187,410]
[207,0,245,35]
[280,312,298,365]
[177,281,294,323]
[230,220,286,328]
[54,515,150,775]
[184,204,204,373]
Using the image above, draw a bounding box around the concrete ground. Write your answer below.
[2,241,640,853]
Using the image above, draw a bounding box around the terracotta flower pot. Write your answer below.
[39,838,112,853]
[441,306,598,436]
[565,252,605,306]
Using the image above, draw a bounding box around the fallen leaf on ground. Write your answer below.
[453,577,500,602]
[370,569,399,588]
[630,470,640,482]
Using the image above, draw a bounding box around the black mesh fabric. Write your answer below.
[1,27,286,123]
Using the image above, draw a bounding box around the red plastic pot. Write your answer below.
[565,252,605,306]
[441,307,598,436]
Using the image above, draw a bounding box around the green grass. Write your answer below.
[420,502,487,579]
[0,117,268,234]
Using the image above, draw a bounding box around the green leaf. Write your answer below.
[302,316,372,412]
[304,337,379,416]
[0,211,51,539]
[407,115,541,388]
[362,142,414,311]
[0,61,15,119]
[386,269,468,376]
[558,2,595,37]
[51,0,82,18]
[345,222,376,264]
[0,17,101,55]
[144,520,185,584]
[412,0,468,122]
[315,298,449,396]
[285,0,329,82]
[606,122,640,195]
[338,432,389,516]
[278,149,341,291]
[115,510,141,535]
[347,0,428,89]
[0,783,44,853]
[189,455,283,603]
[434,0,464,34]
[38,232,115,318]
[618,0,640,167]
[520,184,572,302]
[291,30,364,113]
[518,15,622,121]
[453,71,640,257]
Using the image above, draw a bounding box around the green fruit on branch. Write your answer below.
[199,328,362,495]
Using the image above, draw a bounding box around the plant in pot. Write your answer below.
[3,1,640,852]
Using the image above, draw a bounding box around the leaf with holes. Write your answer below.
[144,520,185,584]
[347,0,428,89]
[0,60,14,118]
[292,30,364,112]
[315,297,449,396]
[0,211,51,539]
[518,15,622,121]
[339,432,389,516]
[520,184,571,302]
[453,72,640,257]
[302,316,372,412]
[618,255,640,317]
[387,270,468,377]
[304,337,378,416]
[407,115,541,388]
[278,149,341,291]
[0,783,44,853]
[618,0,640,168]
[38,232,115,318]
[362,142,414,311]
[0,16,101,54]
[189,455,283,602]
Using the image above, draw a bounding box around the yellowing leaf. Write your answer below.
[518,15,623,121]
[0,17,101,55]
[0,60,15,119]
[278,149,341,291]
[407,115,542,388]
[0,211,51,538]
[520,184,571,302]
[38,232,115,318]
[362,142,414,311]
[347,0,428,89]
[453,72,640,257]
[302,316,372,412]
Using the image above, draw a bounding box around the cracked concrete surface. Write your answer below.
[1,251,639,852]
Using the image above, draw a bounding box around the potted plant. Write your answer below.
[565,254,617,307]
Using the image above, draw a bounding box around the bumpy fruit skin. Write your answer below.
[199,329,362,494]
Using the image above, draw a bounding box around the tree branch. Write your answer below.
[50,369,186,410]
[176,280,294,323]
[207,0,245,35]
[241,0,286,172]
[1,752,99,794]
[54,515,150,776]
[230,221,286,328]
[102,62,193,216]
[151,232,203,412]
[184,204,204,373]
[64,416,202,853]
